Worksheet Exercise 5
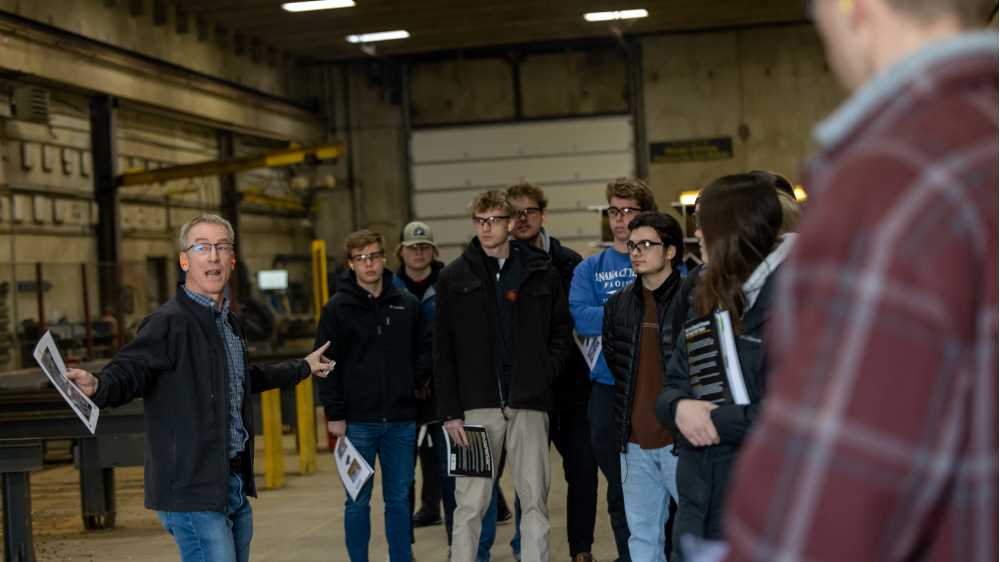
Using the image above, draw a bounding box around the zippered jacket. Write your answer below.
[93,286,310,512]
[434,239,572,420]
[315,269,431,422]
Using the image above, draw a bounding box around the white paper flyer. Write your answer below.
[573,331,602,372]
[33,330,100,434]
[334,435,374,501]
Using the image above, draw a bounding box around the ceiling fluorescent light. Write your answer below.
[583,9,649,22]
[282,0,355,13]
[346,30,410,44]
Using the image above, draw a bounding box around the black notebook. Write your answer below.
[683,310,750,406]
[443,425,494,478]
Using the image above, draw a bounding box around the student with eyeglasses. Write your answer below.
[568,177,657,562]
[505,182,600,562]
[435,190,572,562]
[314,229,432,562]
[65,214,334,562]
[602,211,686,562]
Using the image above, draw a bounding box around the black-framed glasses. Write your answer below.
[349,251,386,265]
[514,207,542,220]
[607,207,642,219]
[184,242,235,256]
[626,239,664,255]
[472,215,510,228]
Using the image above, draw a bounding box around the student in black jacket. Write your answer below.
[435,190,572,562]
[66,214,332,562]
[602,211,685,562]
[507,182,599,562]
[655,174,795,559]
[314,229,431,562]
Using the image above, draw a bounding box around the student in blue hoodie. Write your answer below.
[569,178,657,562]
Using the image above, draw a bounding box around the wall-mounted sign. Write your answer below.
[650,137,733,164]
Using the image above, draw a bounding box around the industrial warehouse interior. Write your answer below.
[0,1,997,562]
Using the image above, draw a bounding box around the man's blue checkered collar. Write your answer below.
[182,284,230,315]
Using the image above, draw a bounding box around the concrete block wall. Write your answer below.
[642,24,844,208]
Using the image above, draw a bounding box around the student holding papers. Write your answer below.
[655,174,795,556]
[314,229,432,562]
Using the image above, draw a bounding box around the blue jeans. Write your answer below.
[157,472,253,562]
[436,426,498,561]
[510,495,523,559]
[344,422,416,562]
[620,443,678,562]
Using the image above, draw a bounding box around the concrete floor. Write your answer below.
[14,435,622,562]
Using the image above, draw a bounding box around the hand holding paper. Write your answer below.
[444,418,469,448]
[34,331,100,434]
[66,368,99,397]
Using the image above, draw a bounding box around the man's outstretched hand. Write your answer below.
[305,341,335,378]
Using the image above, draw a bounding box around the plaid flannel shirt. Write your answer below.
[183,285,249,458]
[721,32,998,562]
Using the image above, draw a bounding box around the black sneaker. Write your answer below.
[496,504,513,524]
[412,509,442,528]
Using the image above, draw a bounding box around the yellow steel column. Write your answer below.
[294,240,330,474]
[260,388,285,489]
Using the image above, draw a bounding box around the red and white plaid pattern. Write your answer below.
[721,35,998,562]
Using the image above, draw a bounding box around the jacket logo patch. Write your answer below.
[504,289,518,302]
[389,304,406,310]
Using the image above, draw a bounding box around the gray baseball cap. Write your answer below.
[401,221,437,248]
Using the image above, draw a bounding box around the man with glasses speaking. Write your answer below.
[434,190,571,562]
[314,228,431,562]
[65,213,334,562]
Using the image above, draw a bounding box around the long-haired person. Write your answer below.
[655,173,795,557]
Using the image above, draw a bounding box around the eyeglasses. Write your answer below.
[626,239,664,255]
[514,207,542,220]
[184,242,235,256]
[607,207,642,220]
[349,251,385,265]
[472,215,510,228]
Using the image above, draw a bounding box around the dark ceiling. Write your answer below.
[173,0,809,61]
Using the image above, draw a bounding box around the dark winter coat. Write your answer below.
[314,269,431,422]
[546,236,592,410]
[434,239,572,420]
[601,271,682,452]
[92,286,310,512]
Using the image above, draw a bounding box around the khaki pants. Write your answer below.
[450,408,550,562]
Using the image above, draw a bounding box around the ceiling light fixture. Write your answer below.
[346,30,410,43]
[282,0,355,13]
[583,9,649,22]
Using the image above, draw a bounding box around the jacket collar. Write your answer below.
[742,233,796,312]
[461,237,551,279]
[396,260,443,289]
[338,269,401,303]
[176,283,235,335]
[625,269,681,306]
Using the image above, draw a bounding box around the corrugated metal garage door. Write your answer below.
[410,115,635,262]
